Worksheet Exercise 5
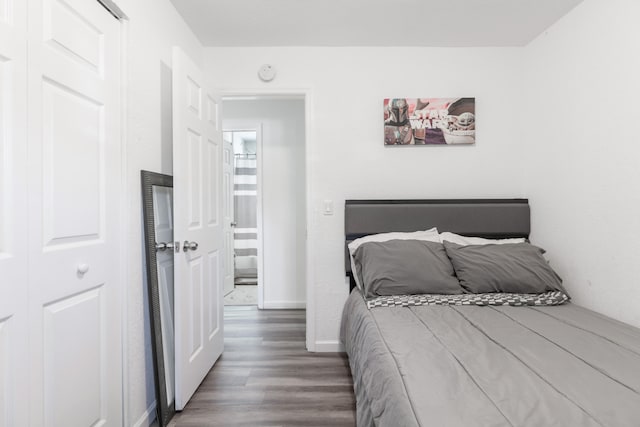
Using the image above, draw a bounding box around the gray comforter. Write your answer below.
[341,290,640,427]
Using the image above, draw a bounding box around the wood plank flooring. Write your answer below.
[169,306,356,427]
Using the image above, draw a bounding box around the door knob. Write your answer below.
[155,242,176,252]
[183,240,199,251]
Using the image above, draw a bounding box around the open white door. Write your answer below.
[223,139,235,296]
[172,46,224,410]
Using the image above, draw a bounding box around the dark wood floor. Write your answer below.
[169,306,356,427]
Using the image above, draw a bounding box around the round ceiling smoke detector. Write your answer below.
[258,64,276,82]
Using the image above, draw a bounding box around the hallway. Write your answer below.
[169,307,356,426]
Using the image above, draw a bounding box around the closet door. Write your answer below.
[0,2,29,426]
[27,0,123,425]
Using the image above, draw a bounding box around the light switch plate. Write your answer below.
[323,199,333,215]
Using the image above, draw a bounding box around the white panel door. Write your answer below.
[27,0,123,425]
[222,139,235,296]
[0,2,29,426]
[172,46,224,410]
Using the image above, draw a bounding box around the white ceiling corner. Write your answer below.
[170,0,584,47]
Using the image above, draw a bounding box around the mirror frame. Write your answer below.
[141,170,175,427]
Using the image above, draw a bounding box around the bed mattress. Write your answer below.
[341,289,640,427]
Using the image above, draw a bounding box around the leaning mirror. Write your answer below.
[141,170,175,427]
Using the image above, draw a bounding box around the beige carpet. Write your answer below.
[224,285,258,306]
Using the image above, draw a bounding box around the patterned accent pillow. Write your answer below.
[366,291,569,309]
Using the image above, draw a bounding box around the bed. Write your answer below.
[341,199,640,427]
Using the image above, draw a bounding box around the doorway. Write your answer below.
[223,130,260,306]
[222,96,307,311]
[167,93,317,426]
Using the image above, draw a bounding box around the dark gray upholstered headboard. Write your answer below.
[345,199,530,286]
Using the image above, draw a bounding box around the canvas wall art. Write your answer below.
[383,98,476,145]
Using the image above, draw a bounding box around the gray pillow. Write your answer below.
[443,241,567,295]
[353,240,463,299]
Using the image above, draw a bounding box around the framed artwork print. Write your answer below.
[383,98,475,146]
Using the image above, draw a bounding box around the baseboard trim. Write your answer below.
[314,340,345,352]
[132,402,156,427]
[262,300,306,309]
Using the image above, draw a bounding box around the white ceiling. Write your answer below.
[170,0,584,47]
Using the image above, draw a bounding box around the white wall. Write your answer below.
[205,47,526,349]
[223,99,307,308]
[116,0,203,425]
[523,0,640,328]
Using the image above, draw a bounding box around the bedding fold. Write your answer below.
[492,306,640,394]
[413,306,599,427]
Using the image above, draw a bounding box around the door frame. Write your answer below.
[110,9,131,427]
[222,125,264,308]
[220,89,314,350]
[117,15,131,427]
